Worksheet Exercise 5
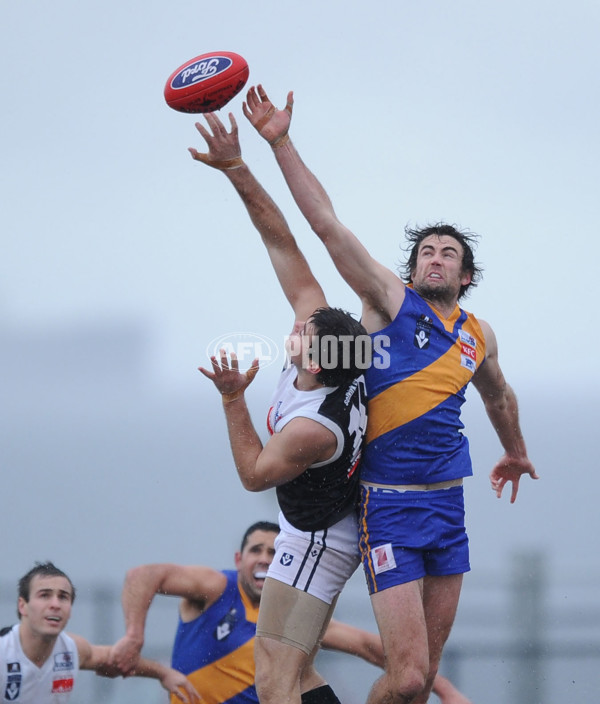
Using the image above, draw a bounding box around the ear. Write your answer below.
[461,271,472,286]
[17,597,27,618]
[234,551,242,569]
[305,357,321,376]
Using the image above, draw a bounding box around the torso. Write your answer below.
[170,571,259,704]
[0,625,79,703]
[362,287,486,485]
[267,364,368,531]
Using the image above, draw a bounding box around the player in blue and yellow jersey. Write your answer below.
[109,522,473,704]
[244,84,538,704]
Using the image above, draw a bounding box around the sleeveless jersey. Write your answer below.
[170,570,259,704]
[0,624,79,703]
[362,287,486,485]
[266,364,368,531]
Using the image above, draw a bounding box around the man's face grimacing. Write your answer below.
[18,575,74,638]
[411,234,472,305]
[235,529,277,606]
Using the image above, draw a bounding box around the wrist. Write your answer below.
[222,389,245,404]
[210,156,244,170]
[270,133,290,149]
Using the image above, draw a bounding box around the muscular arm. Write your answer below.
[321,621,473,704]
[109,564,227,674]
[190,112,326,323]
[74,635,200,703]
[218,392,337,492]
[472,320,538,502]
[243,85,404,331]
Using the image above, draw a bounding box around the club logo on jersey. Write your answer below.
[4,663,21,701]
[215,607,238,641]
[414,315,433,349]
[280,552,294,567]
[53,651,74,671]
[459,329,477,372]
[52,677,74,693]
[371,543,396,574]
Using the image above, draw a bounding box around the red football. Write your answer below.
[164,51,249,113]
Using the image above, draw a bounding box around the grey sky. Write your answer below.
[1,0,599,645]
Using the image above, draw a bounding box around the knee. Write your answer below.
[384,663,427,703]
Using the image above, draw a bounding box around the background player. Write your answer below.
[0,561,199,703]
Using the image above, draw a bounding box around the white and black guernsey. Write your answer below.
[266,364,368,532]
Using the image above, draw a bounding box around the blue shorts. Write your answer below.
[359,484,470,594]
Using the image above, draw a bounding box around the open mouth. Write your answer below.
[254,571,268,580]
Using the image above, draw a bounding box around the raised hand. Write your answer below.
[199,349,259,403]
[243,84,293,147]
[188,112,244,170]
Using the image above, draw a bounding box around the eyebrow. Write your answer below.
[36,588,72,598]
[421,243,460,254]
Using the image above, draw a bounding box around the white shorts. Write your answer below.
[267,511,361,604]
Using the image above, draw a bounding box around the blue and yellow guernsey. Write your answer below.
[170,570,259,704]
[362,287,486,485]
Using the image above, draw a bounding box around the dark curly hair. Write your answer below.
[400,223,483,300]
[308,307,369,386]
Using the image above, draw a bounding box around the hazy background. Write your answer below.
[1,1,599,702]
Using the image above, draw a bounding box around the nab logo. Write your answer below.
[280,553,294,567]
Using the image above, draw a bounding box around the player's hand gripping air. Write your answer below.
[243,84,293,147]
[188,112,244,171]
[199,350,259,403]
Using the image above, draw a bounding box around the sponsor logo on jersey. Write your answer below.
[52,677,74,693]
[459,328,477,372]
[54,650,75,671]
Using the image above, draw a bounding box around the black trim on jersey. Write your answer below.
[0,626,11,637]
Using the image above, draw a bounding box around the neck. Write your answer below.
[19,624,57,667]
[293,366,323,391]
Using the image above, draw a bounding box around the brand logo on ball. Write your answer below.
[206,332,280,370]
[171,56,233,89]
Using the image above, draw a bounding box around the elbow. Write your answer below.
[240,475,266,492]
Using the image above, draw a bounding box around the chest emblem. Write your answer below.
[414,315,433,349]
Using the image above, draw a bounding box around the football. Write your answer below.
[164,51,249,113]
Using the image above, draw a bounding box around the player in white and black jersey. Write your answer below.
[194,112,368,704]
[0,561,200,703]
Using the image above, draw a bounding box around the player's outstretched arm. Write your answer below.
[200,350,333,491]
[128,658,202,704]
[243,85,403,326]
[189,111,326,323]
[321,621,473,704]
[110,563,227,675]
[472,320,538,503]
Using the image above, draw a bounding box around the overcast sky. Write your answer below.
[2,0,599,617]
